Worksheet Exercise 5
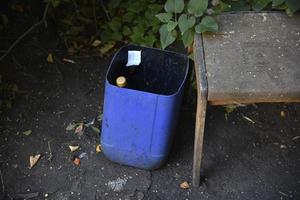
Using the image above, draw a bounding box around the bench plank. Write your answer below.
[201,12,300,105]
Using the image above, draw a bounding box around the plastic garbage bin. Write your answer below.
[101,45,189,169]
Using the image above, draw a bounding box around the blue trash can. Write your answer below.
[101,45,189,169]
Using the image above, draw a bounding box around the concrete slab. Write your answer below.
[199,12,300,104]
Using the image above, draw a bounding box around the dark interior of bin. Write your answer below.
[107,45,189,95]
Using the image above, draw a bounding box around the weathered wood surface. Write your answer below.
[192,34,208,186]
[199,12,300,105]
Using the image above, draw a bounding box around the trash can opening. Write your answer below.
[106,45,189,96]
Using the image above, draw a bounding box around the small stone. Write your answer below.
[280,144,287,149]
[44,193,48,197]
[12,164,18,169]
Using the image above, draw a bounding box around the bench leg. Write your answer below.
[192,94,207,186]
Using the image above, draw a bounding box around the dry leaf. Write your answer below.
[66,123,77,131]
[69,145,80,152]
[96,144,102,153]
[29,154,41,169]
[92,39,101,47]
[47,53,54,63]
[73,157,80,166]
[280,111,285,118]
[23,129,32,136]
[180,181,190,189]
[74,123,84,134]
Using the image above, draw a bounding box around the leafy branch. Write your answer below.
[157,0,300,49]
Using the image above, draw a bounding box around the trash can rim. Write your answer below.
[105,44,190,97]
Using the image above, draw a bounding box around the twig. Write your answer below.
[279,191,288,197]
[0,169,4,193]
[48,140,53,162]
[0,2,51,61]
[100,0,111,21]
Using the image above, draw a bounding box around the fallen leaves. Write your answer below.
[22,129,32,136]
[66,119,101,135]
[46,53,53,63]
[96,144,101,153]
[66,122,77,131]
[92,39,101,47]
[180,181,190,189]
[66,122,84,134]
[73,157,80,166]
[69,145,80,152]
[224,105,237,120]
[29,154,41,169]
[74,123,84,134]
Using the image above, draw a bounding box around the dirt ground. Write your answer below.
[1,9,300,200]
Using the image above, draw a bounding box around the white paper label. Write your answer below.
[126,50,141,67]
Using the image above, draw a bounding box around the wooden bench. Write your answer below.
[192,12,300,186]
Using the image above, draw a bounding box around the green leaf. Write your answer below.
[91,126,100,134]
[159,24,176,49]
[213,1,231,14]
[252,0,272,11]
[122,26,132,36]
[195,16,218,33]
[167,21,178,31]
[108,19,122,31]
[130,25,145,44]
[182,28,194,47]
[144,34,157,47]
[111,32,123,41]
[285,0,300,13]
[164,0,184,13]
[187,0,208,16]
[108,0,122,9]
[272,0,285,6]
[22,130,32,136]
[148,4,164,12]
[101,28,113,42]
[155,13,173,23]
[178,14,196,35]
[122,12,135,23]
[51,0,60,8]
[127,1,146,13]
[229,0,251,11]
